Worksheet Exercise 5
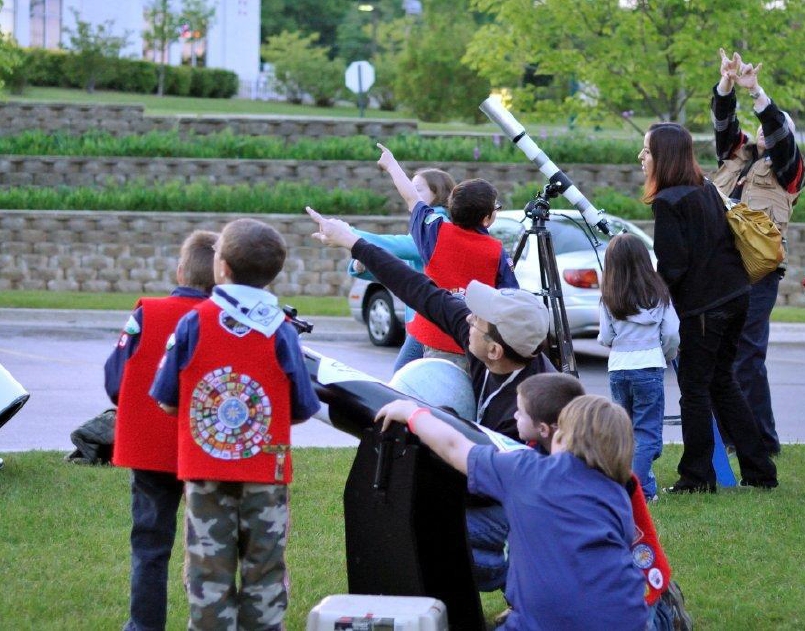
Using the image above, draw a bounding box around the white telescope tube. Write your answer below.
[480,98,610,235]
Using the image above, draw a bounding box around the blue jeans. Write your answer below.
[732,272,780,454]
[609,367,665,499]
[465,503,508,592]
[392,334,424,373]
[124,469,184,631]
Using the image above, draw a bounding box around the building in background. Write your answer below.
[0,0,260,84]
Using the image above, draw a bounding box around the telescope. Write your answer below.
[480,97,611,236]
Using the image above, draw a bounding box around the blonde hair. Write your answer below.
[556,395,633,485]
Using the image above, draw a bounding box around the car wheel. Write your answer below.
[365,289,404,347]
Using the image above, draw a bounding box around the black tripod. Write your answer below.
[511,182,578,376]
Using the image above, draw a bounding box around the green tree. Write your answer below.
[465,0,805,131]
[261,30,343,106]
[368,17,410,111]
[143,0,183,96]
[395,3,490,123]
[334,0,402,63]
[180,0,216,67]
[62,9,132,93]
[0,32,25,93]
[260,0,353,56]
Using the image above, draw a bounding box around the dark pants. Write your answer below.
[676,295,776,486]
[124,469,184,631]
[733,272,781,454]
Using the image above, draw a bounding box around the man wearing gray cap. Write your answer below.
[307,207,555,593]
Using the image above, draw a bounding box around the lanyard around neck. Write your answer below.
[476,367,523,425]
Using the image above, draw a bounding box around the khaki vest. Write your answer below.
[711,143,796,236]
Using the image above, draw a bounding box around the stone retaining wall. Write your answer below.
[0,156,647,209]
[1,210,803,306]
[0,102,418,140]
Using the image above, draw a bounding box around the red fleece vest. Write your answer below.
[176,300,292,484]
[409,223,501,353]
[113,296,204,473]
[629,473,672,605]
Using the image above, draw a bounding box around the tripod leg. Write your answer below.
[536,228,578,376]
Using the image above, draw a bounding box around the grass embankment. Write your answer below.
[0,291,350,316]
[0,447,803,629]
[1,292,802,322]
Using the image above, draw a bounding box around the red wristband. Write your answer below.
[406,407,430,433]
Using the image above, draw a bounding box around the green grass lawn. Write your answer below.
[0,291,350,316]
[3,86,419,121]
[0,446,803,629]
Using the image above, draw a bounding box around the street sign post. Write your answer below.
[345,60,375,118]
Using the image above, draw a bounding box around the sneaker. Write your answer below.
[647,494,659,504]
[493,606,512,628]
[663,480,716,494]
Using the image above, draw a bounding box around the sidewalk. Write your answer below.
[2,308,804,344]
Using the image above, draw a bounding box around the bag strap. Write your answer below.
[709,179,733,211]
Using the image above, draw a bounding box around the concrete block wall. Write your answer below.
[1,210,803,306]
[0,102,418,140]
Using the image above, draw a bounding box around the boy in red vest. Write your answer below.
[104,229,218,631]
[376,143,519,370]
[150,218,320,630]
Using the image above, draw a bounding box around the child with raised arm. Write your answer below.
[375,392,648,630]
[104,229,217,631]
[151,218,320,630]
[376,143,518,369]
[348,167,455,371]
[598,233,679,502]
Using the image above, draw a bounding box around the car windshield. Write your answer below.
[490,213,653,258]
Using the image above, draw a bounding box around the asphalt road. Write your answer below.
[1,316,803,453]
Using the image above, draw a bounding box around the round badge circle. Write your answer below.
[190,367,271,460]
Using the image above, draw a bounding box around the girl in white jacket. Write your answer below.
[598,233,680,501]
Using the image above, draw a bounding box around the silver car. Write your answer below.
[348,209,654,346]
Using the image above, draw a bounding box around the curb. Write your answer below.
[1,308,804,344]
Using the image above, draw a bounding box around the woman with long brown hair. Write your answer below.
[640,122,777,493]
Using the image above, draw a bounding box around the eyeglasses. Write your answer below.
[469,315,493,342]
[493,201,502,211]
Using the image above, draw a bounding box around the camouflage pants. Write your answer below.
[184,481,289,631]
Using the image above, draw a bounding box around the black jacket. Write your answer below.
[352,238,554,440]
[652,181,749,318]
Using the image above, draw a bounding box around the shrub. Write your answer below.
[22,48,69,87]
[104,58,158,94]
[206,68,239,98]
[189,67,217,98]
[162,65,193,96]
[0,179,389,215]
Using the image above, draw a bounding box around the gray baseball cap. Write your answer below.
[465,280,549,357]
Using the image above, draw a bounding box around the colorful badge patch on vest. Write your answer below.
[190,366,272,459]
[648,567,664,590]
[219,312,252,338]
[632,543,655,569]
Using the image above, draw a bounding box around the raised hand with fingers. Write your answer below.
[376,142,397,172]
[305,206,359,249]
[735,61,762,91]
[719,48,740,80]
